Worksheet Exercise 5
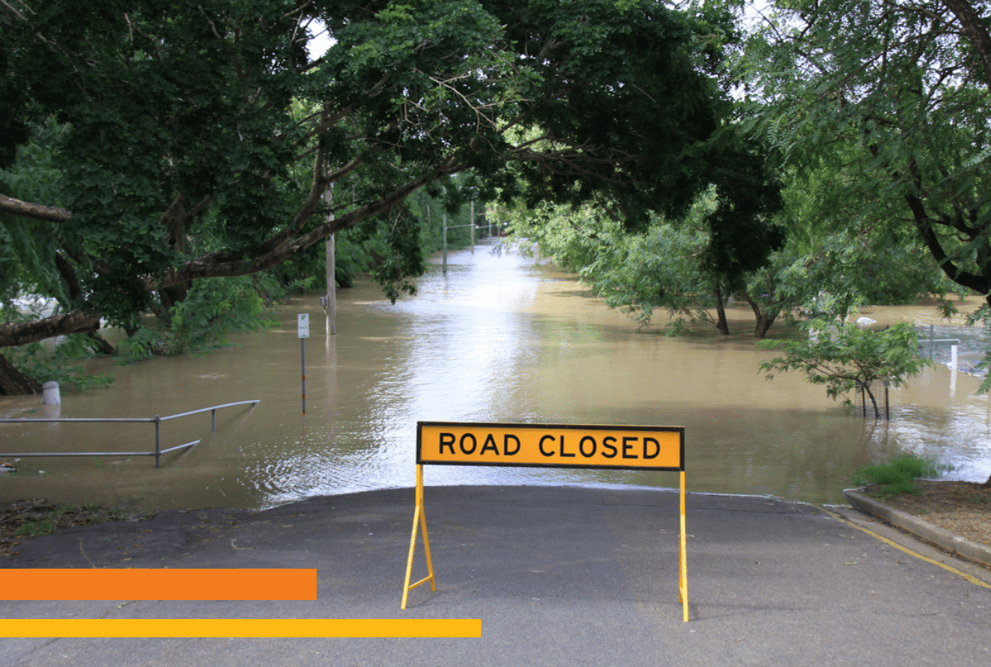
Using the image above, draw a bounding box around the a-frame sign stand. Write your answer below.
[401,464,435,610]
[402,422,689,622]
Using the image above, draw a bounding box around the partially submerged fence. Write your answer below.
[919,323,962,365]
[0,400,259,467]
[855,380,890,419]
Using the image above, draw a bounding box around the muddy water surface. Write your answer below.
[2,245,990,510]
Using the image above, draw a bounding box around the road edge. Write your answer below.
[843,488,991,568]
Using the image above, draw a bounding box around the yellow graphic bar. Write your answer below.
[418,422,683,471]
[0,619,482,638]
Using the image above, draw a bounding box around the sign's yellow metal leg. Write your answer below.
[401,503,421,610]
[401,465,436,610]
[679,470,689,622]
[419,503,436,592]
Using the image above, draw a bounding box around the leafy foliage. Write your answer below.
[0,0,776,352]
[499,174,948,339]
[118,276,277,361]
[4,335,113,392]
[741,0,991,307]
[965,303,991,394]
[162,276,276,355]
[568,193,733,333]
[0,121,68,308]
[758,320,934,417]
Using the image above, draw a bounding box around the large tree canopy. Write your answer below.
[742,0,991,306]
[0,0,781,350]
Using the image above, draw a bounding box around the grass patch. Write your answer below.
[851,454,952,499]
[2,501,150,540]
[11,504,126,538]
[14,508,65,537]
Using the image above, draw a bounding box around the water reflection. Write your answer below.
[2,245,990,509]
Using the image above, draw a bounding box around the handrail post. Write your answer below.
[2,400,259,466]
[154,416,161,468]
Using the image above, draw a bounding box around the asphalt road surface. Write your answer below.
[2,485,990,666]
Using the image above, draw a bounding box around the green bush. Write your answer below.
[851,454,952,498]
[6,334,114,391]
[117,276,279,363]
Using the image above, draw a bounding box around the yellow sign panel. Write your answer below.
[417,422,683,471]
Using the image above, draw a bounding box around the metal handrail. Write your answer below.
[919,324,967,359]
[0,399,259,467]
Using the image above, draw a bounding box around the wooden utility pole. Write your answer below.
[323,186,336,335]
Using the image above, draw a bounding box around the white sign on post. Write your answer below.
[297,313,310,338]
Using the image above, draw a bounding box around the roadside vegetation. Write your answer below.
[757,321,935,419]
[0,498,154,556]
[851,454,953,499]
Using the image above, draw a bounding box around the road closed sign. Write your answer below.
[417,422,683,471]
[406,420,690,620]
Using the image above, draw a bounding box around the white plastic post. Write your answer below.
[42,381,61,405]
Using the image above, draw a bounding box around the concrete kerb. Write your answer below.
[843,488,991,568]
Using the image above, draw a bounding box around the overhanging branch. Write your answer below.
[0,310,101,348]
[0,193,73,223]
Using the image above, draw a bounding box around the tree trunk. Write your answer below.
[861,382,880,419]
[86,332,116,356]
[0,193,72,222]
[0,353,41,395]
[158,283,190,310]
[713,285,729,336]
[754,312,777,339]
[740,291,778,339]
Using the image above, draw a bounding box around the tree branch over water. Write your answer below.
[1,0,763,354]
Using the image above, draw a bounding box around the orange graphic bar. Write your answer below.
[1,569,316,601]
[0,619,482,638]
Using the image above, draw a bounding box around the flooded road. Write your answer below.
[2,245,990,510]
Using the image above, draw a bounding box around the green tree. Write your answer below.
[738,1,991,482]
[571,193,742,335]
[741,0,991,308]
[500,127,786,338]
[0,0,774,372]
[758,320,934,418]
[501,178,949,339]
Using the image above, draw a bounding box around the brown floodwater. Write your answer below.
[2,245,990,510]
